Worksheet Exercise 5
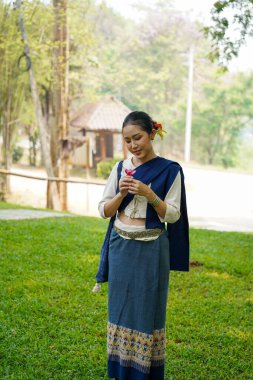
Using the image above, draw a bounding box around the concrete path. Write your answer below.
[0,209,74,220]
[189,216,253,233]
[0,209,252,234]
[3,164,253,232]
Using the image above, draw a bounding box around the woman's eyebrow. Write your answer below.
[124,133,141,139]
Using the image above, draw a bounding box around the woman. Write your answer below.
[95,111,189,380]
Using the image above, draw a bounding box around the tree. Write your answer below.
[0,1,24,198]
[49,0,69,210]
[2,0,95,209]
[191,72,253,166]
[89,1,205,159]
[204,0,253,68]
[15,0,61,210]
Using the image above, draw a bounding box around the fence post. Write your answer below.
[0,173,6,201]
[46,180,51,209]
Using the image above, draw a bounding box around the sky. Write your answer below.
[105,0,215,22]
[104,0,253,73]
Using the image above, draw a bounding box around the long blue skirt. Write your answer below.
[107,228,170,380]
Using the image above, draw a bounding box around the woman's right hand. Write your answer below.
[104,176,132,218]
[119,176,132,198]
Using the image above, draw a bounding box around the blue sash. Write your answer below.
[96,157,189,283]
[95,162,122,283]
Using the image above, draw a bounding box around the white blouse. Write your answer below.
[98,157,181,235]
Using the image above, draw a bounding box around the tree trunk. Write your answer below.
[32,137,37,166]
[28,67,61,210]
[16,0,61,210]
[2,97,13,198]
[1,122,11,199]
[29,138,32,166]
[52,0,69,211]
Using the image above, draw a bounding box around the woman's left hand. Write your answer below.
[128,179,151,198]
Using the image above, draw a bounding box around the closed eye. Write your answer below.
[124,134,142,143]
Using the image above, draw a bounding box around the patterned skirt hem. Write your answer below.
[108,354,165,374]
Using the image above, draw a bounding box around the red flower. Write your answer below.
[153,121,166,139]
[125,168,136,176]
[153,122,162,129]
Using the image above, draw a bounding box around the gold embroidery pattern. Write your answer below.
[114,225,163,240]
[107,322,165,374]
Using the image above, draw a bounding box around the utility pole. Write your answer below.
[15,0,61,210]
[184,45,194,163]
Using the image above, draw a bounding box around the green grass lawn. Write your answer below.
[0,201,70,213]
[0,201,32,209]
[0,214,252,379]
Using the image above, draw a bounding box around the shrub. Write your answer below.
[96,159,118,179]
[12,146,24,163]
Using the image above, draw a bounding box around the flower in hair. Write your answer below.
[125,168,136,176]
[153,121,167,140]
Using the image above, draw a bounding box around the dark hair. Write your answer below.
[122,111,157,134]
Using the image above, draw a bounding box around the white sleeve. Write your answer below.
[158,171,181,224]
[98,162,119,219]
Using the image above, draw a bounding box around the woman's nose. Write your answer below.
[131,141,138,148]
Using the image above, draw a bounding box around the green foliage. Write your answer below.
[0,215,252,379]
[191,71,253,167]
[68,0,97,106]
[204,0,253,68]
[1,0,253,170]
[90,3,191,119]
[0,0,96,140]
[84,1,253,167]
[96,159,118,179]
[12,146,24,163]
[0,1,24,130]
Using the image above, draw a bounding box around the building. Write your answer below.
[70,95,131,167]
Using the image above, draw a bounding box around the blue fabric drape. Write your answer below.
[96,157,189,283]
[96,161,123,283]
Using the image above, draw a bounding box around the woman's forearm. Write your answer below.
[145,189,167,219]
[104,193,125,218]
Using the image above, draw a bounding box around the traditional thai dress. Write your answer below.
[97,156,189,380]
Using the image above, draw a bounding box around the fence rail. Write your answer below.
[0,169,105,214]
[0,169,105,185]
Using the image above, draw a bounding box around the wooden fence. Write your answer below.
[0,169,105,213]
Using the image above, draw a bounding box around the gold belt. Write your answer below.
[113,225,163,240]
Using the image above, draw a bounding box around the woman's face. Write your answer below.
[122,124,156,159]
